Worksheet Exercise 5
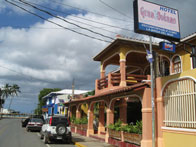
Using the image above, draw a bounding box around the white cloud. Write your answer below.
[1,0,196,113]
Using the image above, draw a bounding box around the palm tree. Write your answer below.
[8,84,21,110]
[0,84,11,113]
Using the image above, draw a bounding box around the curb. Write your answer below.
[74,142,87,147]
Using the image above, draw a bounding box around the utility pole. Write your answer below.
[72,78,75,99]
[149,36,155,147]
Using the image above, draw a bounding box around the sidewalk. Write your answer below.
[72,133,114,147]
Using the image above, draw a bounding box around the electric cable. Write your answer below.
[0,64,59,85]
[99,0,133,19]
[19,0,115,41]
[46,0,133,23]
[5,0,113,43]
[17,0,133,32]
[19,2,122,35]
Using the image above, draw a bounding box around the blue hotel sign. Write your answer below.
[133,0,180,41]
[159,42,176,53]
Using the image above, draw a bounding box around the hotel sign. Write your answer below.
[133,0,180,41]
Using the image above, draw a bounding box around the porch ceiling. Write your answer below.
[126,52,148,68]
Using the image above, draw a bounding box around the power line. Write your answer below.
[0,24,121,32]
[9,1,120,36]
[0,64,58,85]
[19,0,115,41]
[0,24,88,30]
[99,0,133,19]
[46,0,133,23]
[23,1,133,32]
[5,0,112,43]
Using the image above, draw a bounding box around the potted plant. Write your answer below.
[80,117,88,130]
[108,120,122,139]
[122,121,142,145]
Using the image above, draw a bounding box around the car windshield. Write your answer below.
[30,118,43,123]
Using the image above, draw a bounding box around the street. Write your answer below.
[0,119,75,147]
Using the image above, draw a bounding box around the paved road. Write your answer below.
[0,119,75,147]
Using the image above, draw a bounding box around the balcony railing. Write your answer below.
[97,76,108,90]
[97,73,121,90]
[126,74,147,86]
[96,73,147,92]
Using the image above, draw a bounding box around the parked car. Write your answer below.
[21,115,44,128]
[21,117,30,127]
[26,118,44,132]
[40,115,72,144]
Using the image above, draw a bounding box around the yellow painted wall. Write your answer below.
[181,53,191,71]
[161,68,196,87]
[163,131,196,147]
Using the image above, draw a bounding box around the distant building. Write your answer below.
[42,89,89,118]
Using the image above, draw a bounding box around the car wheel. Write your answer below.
[43,135,48,144]
[56,124,67,135]
[67,133,72,144]
[67,136,72,144]
[43,134,50,144]
[40,134,44,140]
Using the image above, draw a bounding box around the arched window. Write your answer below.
[163,79,196,128]
[172,56,181,73]
[159,56,170,76]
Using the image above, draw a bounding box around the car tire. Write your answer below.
[56,124,67,135]
[43,135,48,144]
[40,134,44,140]
[67,136,72,144]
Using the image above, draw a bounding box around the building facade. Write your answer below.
[65,33,196,147]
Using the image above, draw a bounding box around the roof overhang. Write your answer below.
[93,37,159,61]
[64,83,149,105]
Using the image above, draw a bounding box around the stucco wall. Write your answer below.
[163,130,196,147]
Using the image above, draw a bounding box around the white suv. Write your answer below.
[40,115,72,144]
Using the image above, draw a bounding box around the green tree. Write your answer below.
[0,84,20,112]
[34,88,61,115]
[8,84,21,110]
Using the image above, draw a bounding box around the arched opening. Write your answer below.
[163,78,196,128]
[71,105,76,118]
[126,52,148,75]
[127,97,142,124]
[103,54,120,75]
[172,55,181,74]
[80,103,88,118]
[159,56,170,76]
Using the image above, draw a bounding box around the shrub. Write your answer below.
[108,120,142,134]
[107,119,122,131]
[80,117,88,124]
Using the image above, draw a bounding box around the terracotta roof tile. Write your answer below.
[64,83,149,104]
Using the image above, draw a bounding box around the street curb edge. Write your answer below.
[74,142,87,147]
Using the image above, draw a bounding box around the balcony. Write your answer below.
[95,73,147,94]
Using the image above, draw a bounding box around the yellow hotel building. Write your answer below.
[66,33,196,147]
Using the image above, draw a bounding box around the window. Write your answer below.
[172,56,181,73]
[159,57,170,76]
[163,79,196,128]
[192,47,196,69]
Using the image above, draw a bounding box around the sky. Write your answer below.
[0,0,196,113]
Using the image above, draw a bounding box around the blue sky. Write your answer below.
[0,0,196,113]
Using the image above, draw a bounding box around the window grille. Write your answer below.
[164,79,196,128]
[173,56,181,73]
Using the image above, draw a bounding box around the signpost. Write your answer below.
[133,1,181,147]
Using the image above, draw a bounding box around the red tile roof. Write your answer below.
[64,83,149,105]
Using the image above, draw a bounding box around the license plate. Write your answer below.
[57,136,62,139]
[34,124,37,126]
